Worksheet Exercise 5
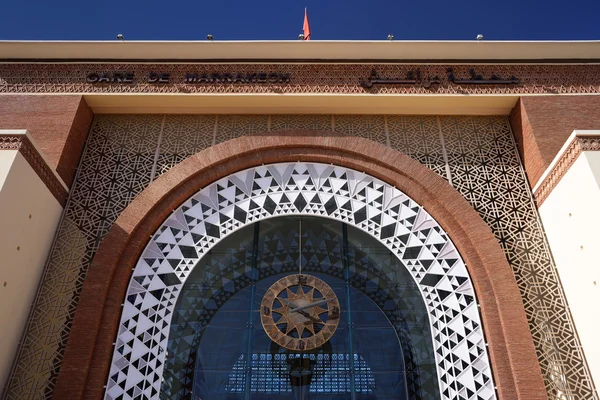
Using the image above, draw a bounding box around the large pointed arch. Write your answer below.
[54,130,546,400]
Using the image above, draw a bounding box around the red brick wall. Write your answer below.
[0,95,93,187]
[510,96,600,188]
[54,132,546,400]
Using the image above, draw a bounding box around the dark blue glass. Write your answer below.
[161,216,439,400]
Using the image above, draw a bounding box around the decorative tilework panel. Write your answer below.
[270,115,332,132]
[153,115,215,179]
[334,115,387,145]
[215,115,269,144]
[106,163,496,400]
[387,116,447,179]
[2,115,163,399]
[2,64,600,95]
[440,116,598,400]
[3,115,596,400]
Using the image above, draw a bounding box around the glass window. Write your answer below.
[161,216,439,400]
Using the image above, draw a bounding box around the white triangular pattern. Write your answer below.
[106,162,496,400]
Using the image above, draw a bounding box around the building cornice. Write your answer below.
[1,40,600,62]
[0,130,68,206]
[533,130,600,205]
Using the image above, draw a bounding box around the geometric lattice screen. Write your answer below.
[106,162,496,400]
[3,115,596,400]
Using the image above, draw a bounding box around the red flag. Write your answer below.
[303,8,311,40]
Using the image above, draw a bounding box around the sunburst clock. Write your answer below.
[260,274,341,351]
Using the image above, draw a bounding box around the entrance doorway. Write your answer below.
[162,216,439,400]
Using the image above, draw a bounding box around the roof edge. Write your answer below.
[1,40,600,62]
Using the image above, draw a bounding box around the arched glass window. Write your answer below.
[161,216,440,400]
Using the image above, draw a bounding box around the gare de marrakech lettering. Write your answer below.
[359,68,520,89]
[86,68,519,88]
[86,71,292,84]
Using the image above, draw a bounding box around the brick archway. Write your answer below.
[54,130,546,400]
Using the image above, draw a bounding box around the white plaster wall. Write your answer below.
[0,150,17,190]
[0,152,63,389]
[539,151,600,393]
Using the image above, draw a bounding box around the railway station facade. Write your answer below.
[0,41,599,400]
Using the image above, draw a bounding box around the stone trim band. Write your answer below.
[534,134,600,205]
[1,63,600,95]
[0,133,68,206]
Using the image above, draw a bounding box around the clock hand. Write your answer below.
[278,297,299,309]
[296,309,322,324]
[289,298,332,313]
[278,297,321,324]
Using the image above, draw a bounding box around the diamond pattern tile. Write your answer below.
[3,115,595,400]
[106,162,496,400]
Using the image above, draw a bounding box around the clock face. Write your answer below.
[260,274,341,351]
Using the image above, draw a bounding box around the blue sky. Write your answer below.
[1,0,599,41]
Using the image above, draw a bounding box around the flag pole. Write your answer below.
[303,8,311,40]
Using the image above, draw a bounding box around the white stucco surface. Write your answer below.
[0,150,17,190]
[0,151,63,389]
[539,151,600,393]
